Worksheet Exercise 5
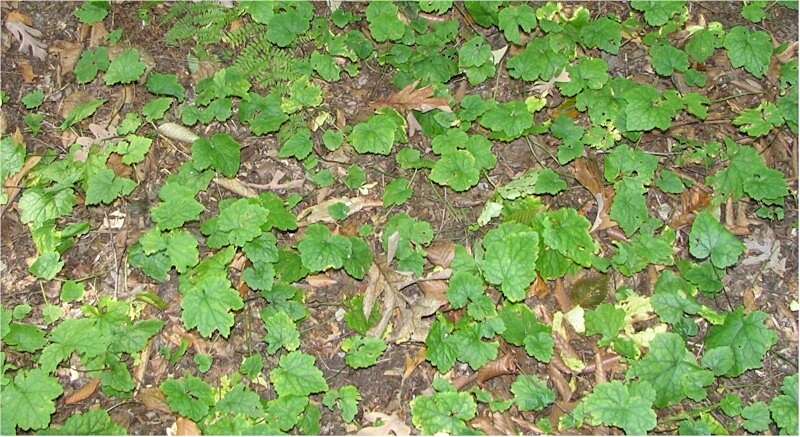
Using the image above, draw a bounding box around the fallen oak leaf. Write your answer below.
[64,378,101,404]
[370,80,452,113]
[5,11,47,60]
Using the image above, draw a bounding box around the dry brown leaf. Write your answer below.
[553,279,572,312]
[64,378,101,404]
[176,418,202,435]
[425,241,455,268]
[18,59,36,83]
[669,186,711,229]
[371,80,451,113]
[573,158,616,232]
[548,364,573,402]
[214,177,259,198]
[306,274,338,288]
[417,279,448,302]
[157,122,199,144]
[403,347,428,380]
[89,22,108,48]
[357,412,411,436]
[5,11,47,60]
[530,275,549,298]
[137,387,172,414]
[298,197,383,226]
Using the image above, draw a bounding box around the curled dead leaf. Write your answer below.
[425,241,456,268]
[668,186,711,229]
[371,80,451,113]
[64,378,101,404]
[137,387,172,414]
[175,418,201,436]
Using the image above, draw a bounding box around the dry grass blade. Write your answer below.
[371,80,452,113]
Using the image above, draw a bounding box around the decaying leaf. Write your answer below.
[137,387,172,414]
[5,11,47,60]
[573,158,616,232]
[64,378,101,404]
[668,185,711,229]
[371,80,451,113]
[298,196,383,226]
[157,122,199,144]
[175,418,201,435]
[18,59,36,83]
[357,412,411,436]
[50,40,83,76]
[425,241,456,268]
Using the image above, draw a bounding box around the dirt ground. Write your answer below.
[1,1,798,435]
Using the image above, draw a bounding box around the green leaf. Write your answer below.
[181,276,244,338]
[579,17,622,54]
[430,150,481,191]
[2,369,63,431]
[507,36,569,83]
[458,36,495,85]
[425,315,458,373]
[192,133,241,178]
[742,402,771,433]
[146,72,186,101]
[733,102,784,137]
[451,321,498,370]
[708,140,790,204]
[650,43,689,76]
[480,225,539,302]
[202,198,268,248]
[498,5,537,45]
[383,213,432,276]
[610,176,650,237]
[479,100,532,140]
[41,409,126,435]
[721,394,743,416]
[311,51,341,82]
[60,98,105,129]
[74,1,109,24]
[342,335,387,369]
[29,252,64,280]
[612,229,675,276]
[350,114,397,155]
[239,92,288,135]
[194,354,212,373]
[410,386,477,435]
[216,384,263,418]
[498,304,554,362]
[724,26,773,78]
[383,178,412,207]
[770,374,799,435]
[323,385,361,423]
[585,303,625,347]
[559,58,609,97]
[141,97,173,123]
[264,2,313,47]
[627,333,714,407]
[160,376,214,422]
[284,76,322,112]
[74,47,110,84]
[683,92,711,119]
[116,112,141,136]
[5,322,47,352]
[21,89,44,109]
[631,0,686,26]
[742,2,767,22]
[343,236,373,280]
[104,48,146,85]
[512,375,555,412]
[624,86,684,131]
[542,208,599,267]
[269,351,328,397]
[703,307,777,377]
[344,165,366,190]
[278,127,313,160]
[580,381,657,435]
[366,1,405,42]
[656,169,687,193]
[112,134,152,165]
[686,27,724,63]
[298,224,352,272]
[263,311,300,354]
[85,168,136,205]
[689,211,745,268]
[60,280,85,302]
